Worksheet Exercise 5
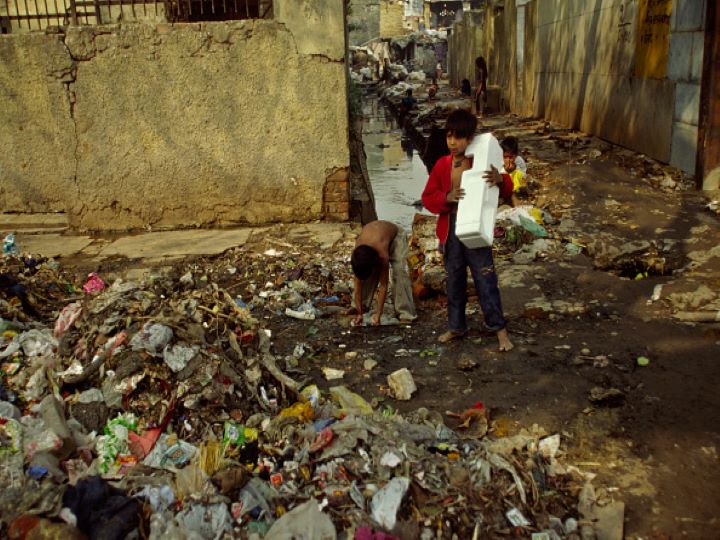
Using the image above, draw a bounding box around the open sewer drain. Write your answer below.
[603,253,684,279]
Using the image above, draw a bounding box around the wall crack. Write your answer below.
[58,33,81,211]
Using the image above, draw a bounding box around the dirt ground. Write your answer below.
[270,113,720,536]
[266,284,720,537]
[48,107,720,538]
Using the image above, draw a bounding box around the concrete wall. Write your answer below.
[528,0,672,162]
[348,0,380,46]
[379,0,405,38]
[448,3,517,111]
[447,10,483,88]
[528,0,706,170]
[448,0,708,175]
[667,0,707,173]
[348,0,407,46]
[0,1,350,230]
[520,0,535,117]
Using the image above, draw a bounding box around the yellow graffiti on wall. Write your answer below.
[635,0,673,78]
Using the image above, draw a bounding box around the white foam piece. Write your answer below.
[455,133,504,248]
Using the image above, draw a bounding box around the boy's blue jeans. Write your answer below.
[444,214,507,333]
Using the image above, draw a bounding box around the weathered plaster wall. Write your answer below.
[0,8,349,229]
[666,0,706,174]
[347,0,408,46]
[0,32,77,213]
[447,10,483,88]
[492,0,516,111]
[274,0,345,60]
[520,1,536,117]
[529,0,681,165]
[379,0,405,38]
[448,2,517,111]
[449,0,707,174]
[521,0,706,172]
[348,0,380,46]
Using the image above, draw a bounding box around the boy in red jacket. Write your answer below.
[421,109,514,351]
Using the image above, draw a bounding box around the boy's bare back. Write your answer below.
[355,220,398,262]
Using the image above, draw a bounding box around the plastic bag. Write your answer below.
[82,272,106,294]
[3,233,18,255]
[130,323,173,356]
[53,302,83,337]
[96,413,137,474]
[370,477,410,530]
[496,206,548,237]
[223,421,258,447]
[329,386,373,416]
[163,344,198,373]
[19,329,57,357]
[265,499,336,540]
[279,402,315,423]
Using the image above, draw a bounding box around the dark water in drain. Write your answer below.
[361,97,432,232]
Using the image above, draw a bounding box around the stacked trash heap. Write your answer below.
[1,252,616,539]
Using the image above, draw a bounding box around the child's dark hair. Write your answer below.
[501,136,519,155]
[351,245,379,280]
[406,89,413,96]
[445,108,477,139]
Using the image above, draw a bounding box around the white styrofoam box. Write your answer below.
[455,133,504,248]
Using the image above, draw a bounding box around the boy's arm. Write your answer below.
[516,155,527,174]
[373,261,390,325]
[483,166,514,200]
[353,277,363,325]
[422,160,452,214]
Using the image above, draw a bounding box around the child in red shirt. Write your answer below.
[421,109,514,351]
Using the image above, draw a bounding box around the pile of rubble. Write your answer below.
[0,240,622,538]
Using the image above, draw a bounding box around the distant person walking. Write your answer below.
[428,78,439,100]
[381,58,391,83]
[474,56,488,118]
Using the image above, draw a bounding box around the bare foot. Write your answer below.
[497,328,514,351]
[438,330,466,343]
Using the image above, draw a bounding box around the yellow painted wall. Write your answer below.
[635,0,673,78]
[379,0,405,38]
[0,11,350,229]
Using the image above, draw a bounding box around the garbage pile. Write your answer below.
[408,202,560,296]
[0,246,619,538]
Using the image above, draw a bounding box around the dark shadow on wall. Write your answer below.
[573,0,602,129]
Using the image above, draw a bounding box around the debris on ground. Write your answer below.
[0,244,620,538]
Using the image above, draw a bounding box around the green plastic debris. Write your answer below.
[223,421,259,446]
[637,356,650,367]
[329,386,373,416]
[519,214,548,237]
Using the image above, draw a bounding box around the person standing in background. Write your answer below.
[474,56,488,118]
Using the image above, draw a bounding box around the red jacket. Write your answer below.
[421,155,513,248]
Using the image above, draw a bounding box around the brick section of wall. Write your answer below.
[323,168,350,221]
